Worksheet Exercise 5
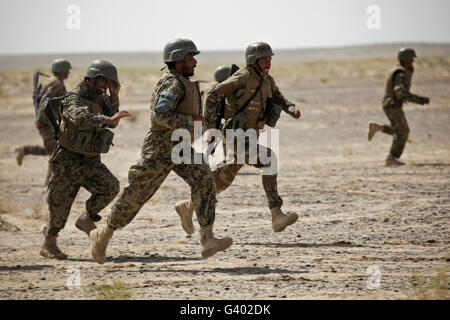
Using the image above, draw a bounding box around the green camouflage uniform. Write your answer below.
[107,69,216,230]
[26,77,66,154]
[204,65,295,209]
[19,77,65,182]
[381,65,428,158]
[45,82,120,236]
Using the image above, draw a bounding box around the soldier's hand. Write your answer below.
[423,97,430,105]
[104,110,131,125]
[288,106,301,119]
[35,121,43,130]
[109,80,121,102]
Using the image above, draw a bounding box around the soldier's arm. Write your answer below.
[102,95,121,128]
[269,76,296,114]
[62,94,110,129]
[393,72,428,105]
[204,74,246,129]
[151,78,194,130]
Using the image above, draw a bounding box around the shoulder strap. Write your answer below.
[234,76,264,115]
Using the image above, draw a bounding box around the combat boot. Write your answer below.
[14,147,25,166]
[385,154,405,166]
[199,225,233,259]
[40,235,68,260]
[271,207,299,232]
[91,225,114,264]
[175,200,195,235]
[368,122,382,141]
[75,212,97,237]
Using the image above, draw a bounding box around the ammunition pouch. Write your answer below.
[223,111,248,132]
[70,128,114,154]
[264,98,282,127]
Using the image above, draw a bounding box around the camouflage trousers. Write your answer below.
[45,146,119,236]
[213,138,282,209]
[382,103,409,159]
[107,131,216,230]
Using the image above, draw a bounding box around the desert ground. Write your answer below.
[0,45,449,300]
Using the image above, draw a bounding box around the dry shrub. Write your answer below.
[88,279,134,300]
[405,267,449,300]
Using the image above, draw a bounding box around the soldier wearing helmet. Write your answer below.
[201,65,232,110]
[175,42,302,235]
[40,60,130,260]
[91,39,233,265]
[368,48,430,166]
[14,58,72,185]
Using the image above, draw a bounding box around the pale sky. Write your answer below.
[1,0,449,55]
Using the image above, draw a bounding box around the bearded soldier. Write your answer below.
[90,39,233,265]
[40,60,130,260]
[175,42,301,236]
[368,48,430,166]
[15,58,71,185]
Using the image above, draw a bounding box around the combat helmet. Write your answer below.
[163,38,200,63]
[85,60,118,82]
[245,42,274,65]
[214,65,231,83]
[397,48,417,63]
[51,58,72,74]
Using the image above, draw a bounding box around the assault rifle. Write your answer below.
[210,64,240,155]
[32,71,49,119]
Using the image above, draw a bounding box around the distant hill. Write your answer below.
[0,43,449,70]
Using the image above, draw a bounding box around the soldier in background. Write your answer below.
[90,39,233,265]
[201,65,231,109]
[15,58,71,185]
[175,42,301,236]
[40,60,130,260]
[368,48,430,166]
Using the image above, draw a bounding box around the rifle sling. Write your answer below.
[233,76,264,116]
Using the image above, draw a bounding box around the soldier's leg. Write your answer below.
[212,162,244,194]
[173,153,216,228]
[14,145,47,166]
[74,158,120,236]
[81,158,120,220]
[43,138,57,186]
[45,152,82,237]
[254,144,298,232]
[107,157,173,230]
[384,106,410,159]
[173,149,232,258]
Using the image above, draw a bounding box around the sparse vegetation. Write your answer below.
[405,267,449,300]
[88,279,135,300]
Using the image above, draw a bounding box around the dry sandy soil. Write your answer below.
[0,45,449,300]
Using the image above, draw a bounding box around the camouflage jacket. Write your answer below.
[61,81,120,130]
[204,65,294,130]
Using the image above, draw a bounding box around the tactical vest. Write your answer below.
[150,71,202,132]
[58,85,109,157]
[224,66,273,129]
[384,65,412,98]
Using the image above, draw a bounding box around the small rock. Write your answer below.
[40,277,46,281]
[383,218,389,222]
[426,240,436,244]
